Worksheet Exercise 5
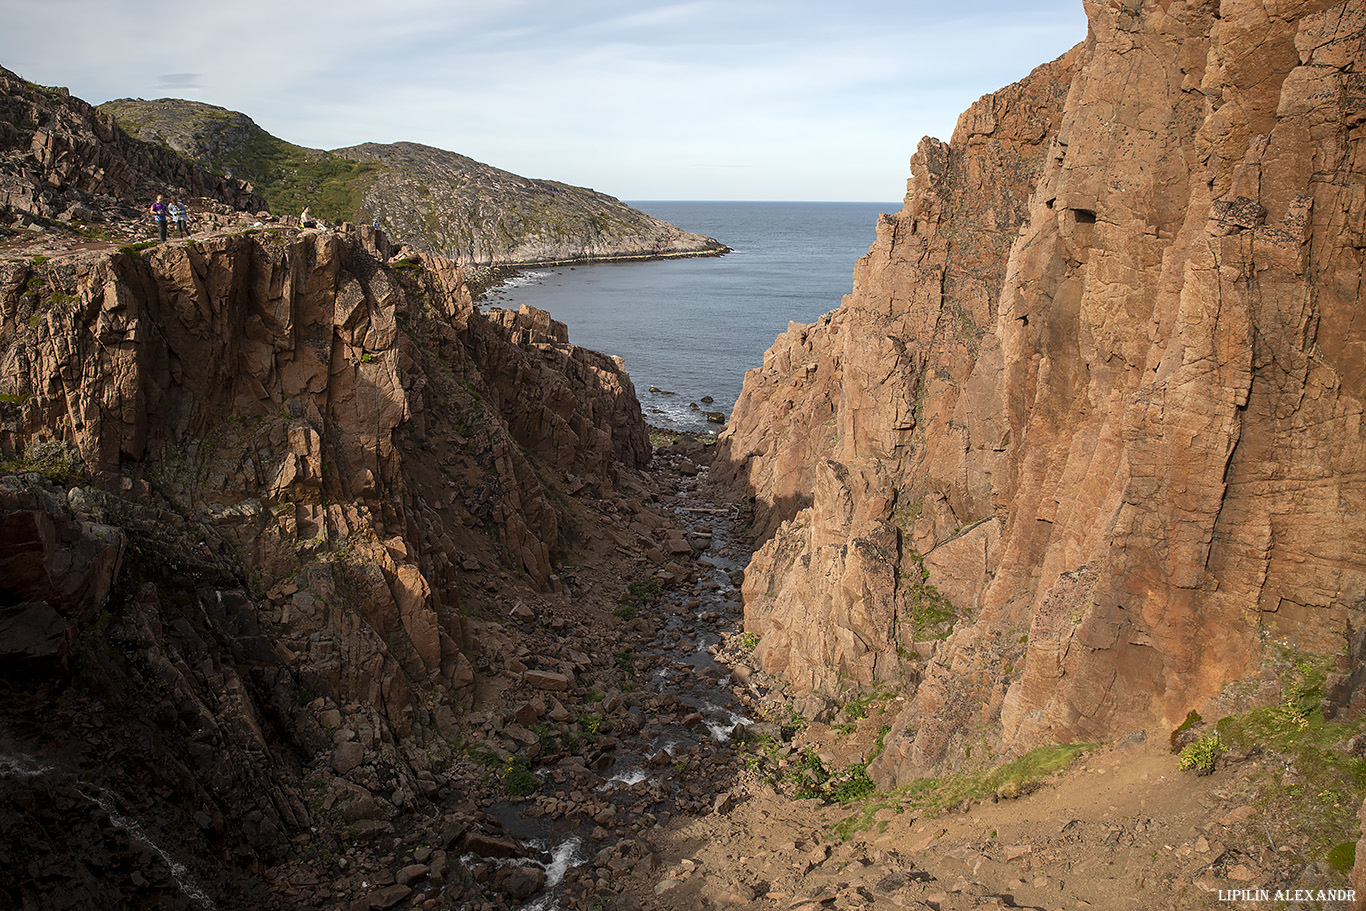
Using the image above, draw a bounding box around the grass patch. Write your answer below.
[902,742,1096,815]
[831,742,1097,840]
[1214,654,1365,876]
[901,551,958,640]
[1328,841,1357,874]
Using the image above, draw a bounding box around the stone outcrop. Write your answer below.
[1,224,647,676]
[0,66,265,223]
[0,223,653,908]
[719,0,1366,780]
[0,478,125,671]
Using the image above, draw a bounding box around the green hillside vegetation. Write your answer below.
[96,97,726,266]
[229,141,377,224]
[101,99,377,224]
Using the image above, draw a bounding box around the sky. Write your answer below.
[0,1,1088,202]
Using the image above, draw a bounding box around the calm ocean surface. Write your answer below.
[485,201,901,433]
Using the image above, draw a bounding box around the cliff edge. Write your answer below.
[0,223,659,908]
[717,0,1366,782]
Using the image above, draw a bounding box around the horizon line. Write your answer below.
[625,199,904,205]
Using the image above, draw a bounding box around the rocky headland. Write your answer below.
[96,97,728,267]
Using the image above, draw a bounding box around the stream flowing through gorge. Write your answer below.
[482,465,758,909]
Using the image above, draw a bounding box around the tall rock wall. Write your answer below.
[719,0,1366,779]
[0,226,651,901]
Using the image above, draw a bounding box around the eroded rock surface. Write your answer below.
[718,0,1366,780]
[0,223,656,909]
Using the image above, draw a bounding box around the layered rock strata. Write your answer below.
[719,0,1366,780]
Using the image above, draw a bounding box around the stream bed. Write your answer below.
[480,484,757,909]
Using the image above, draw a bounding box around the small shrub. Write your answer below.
[625,578,663,605]
[1178,733,1225,775]
[741,631,760,650]
[501,757,539,798]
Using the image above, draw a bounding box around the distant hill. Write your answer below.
[99,97,727,267]
[96,97,375,224]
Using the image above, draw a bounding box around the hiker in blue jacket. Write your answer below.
[170,200,188,237]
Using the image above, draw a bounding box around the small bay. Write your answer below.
[485,201,900,432]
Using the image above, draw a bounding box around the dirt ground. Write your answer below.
[623,728,1354,910]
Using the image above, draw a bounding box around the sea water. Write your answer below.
[484,201,900,433]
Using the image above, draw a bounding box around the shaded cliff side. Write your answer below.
[718,0,1366,782]
[0,224,654,908]
[97,97,728,266]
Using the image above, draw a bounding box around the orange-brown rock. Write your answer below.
[0,219,662,908]
[1,225,648,724]
[720,0,1366,779]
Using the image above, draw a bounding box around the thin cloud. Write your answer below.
[155,73,200,89]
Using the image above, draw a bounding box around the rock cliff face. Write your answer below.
[719,0,1366,780]
[0,225,649,907]
[0,66,265,223]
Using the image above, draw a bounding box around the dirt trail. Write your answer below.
[627,727,1354,911]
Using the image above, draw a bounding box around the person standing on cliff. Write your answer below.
[169,199,188,237]
[150,194,168,241]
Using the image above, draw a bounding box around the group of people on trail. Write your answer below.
[149,194,190,241]
[148,197,351,239]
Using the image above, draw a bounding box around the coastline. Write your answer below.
[466,243,730,300]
